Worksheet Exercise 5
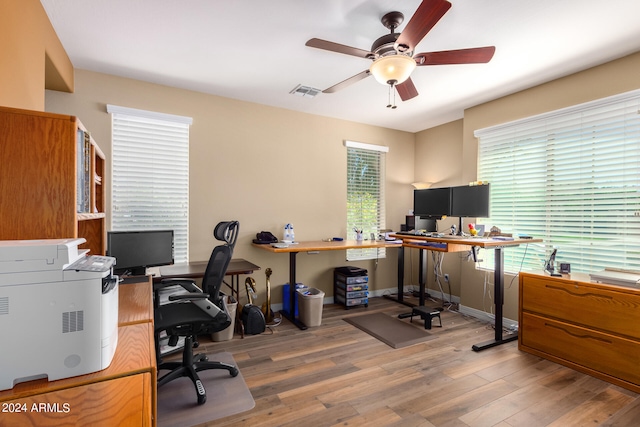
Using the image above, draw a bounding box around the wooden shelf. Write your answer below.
[0,106,106,255]
[77,213,106,221]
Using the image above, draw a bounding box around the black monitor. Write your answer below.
[413,187,452,220]
[450,184,490,235]
[107,229,174,276]
[450,184,490,218]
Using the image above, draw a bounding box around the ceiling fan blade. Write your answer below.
[414,46,496,65]
[396,78,419,101]
[323,70,371,93]
[395,0,452,53]
[306,38,372,59]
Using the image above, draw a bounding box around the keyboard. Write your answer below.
[395,231,432,236]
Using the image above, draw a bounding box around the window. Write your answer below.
[107,105,192,263]
[345,140,388,261]
[475,90,640,274]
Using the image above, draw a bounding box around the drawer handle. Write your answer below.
[545,323,612,344]
[545,285,613,300]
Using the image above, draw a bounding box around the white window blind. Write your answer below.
[345,140,388,261]
[107,105,192,264]
[475,90,640,274]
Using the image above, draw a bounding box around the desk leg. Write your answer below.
[279,251,307,330]
[472,246,518,351]
[397,245,404,302]
[397,248,429,319]
[384,244,415,308]
[418,249,426,306]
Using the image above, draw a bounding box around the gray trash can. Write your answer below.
[211,295,237,341]
[297,287,325,327]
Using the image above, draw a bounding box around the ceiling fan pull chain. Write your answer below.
[387,84,393,108]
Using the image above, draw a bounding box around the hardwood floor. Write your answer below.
[179,296,640,426]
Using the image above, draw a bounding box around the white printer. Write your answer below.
[0,238,119,391]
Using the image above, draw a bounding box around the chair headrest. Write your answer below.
[213,221,239,246]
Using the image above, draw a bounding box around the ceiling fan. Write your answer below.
[305,0,495,108]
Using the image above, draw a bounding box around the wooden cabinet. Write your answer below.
[519,271,640,393]
[0,277,157,426]
[0,106,106,255]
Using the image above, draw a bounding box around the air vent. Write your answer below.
[62,310,84,333]
[0,297,8,315]
[290,84,321,98]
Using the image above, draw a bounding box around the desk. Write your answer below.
[157,258,260,302]
[390,234,542,351]
[0,276,156,426]
[252,240,400,329]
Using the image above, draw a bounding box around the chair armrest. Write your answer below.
[156,278,198,291]
[154,278,203,308]
[168,293,210,301]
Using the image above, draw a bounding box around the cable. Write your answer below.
[507,243,529,290]
[483,269,494,316]
[431,251,454,309]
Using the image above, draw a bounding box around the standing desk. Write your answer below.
[390,234,542,351]
[252,240,401,329]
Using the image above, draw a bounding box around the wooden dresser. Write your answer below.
[0,276,156,426]
[519,271,640,393]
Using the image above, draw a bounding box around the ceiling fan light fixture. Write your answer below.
[369,54,416,86]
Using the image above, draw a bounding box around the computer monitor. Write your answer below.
[107,229,174,276]
[450,184,490,218]
[413,187,452,220]
[450,184,490,235]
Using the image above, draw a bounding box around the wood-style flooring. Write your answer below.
[172,296,640,426]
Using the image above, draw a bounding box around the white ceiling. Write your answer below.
[41,0,640,133]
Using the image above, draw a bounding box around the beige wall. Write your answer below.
[413,51,640,320]
[413,120,464,299]
[0,0,72,111]
[45,70,416,304]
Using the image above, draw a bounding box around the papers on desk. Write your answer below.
[146,266,160,277]
[384,239,403,243]
[272,243,290,248]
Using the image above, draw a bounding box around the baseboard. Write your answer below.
[458,304,519,331]
[272,287,463,310]
[272,288,518,331]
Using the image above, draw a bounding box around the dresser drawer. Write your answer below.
[520,275,640,339]
[521,312,640,386]
[0,372,152,426]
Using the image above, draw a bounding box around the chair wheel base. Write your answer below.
[157,335,239,405]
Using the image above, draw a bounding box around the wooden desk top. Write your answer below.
[252,239,401,253]
[158,258,260,279]
[119,276,153,326]
[252,237,540,254]
[390,233,542,249]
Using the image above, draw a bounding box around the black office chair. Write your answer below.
[154,220,240,405]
